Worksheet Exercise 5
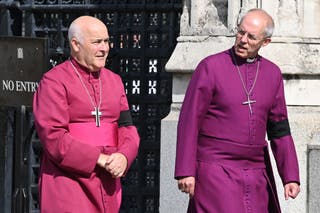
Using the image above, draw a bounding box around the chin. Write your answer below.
[235,51,247,59]
[95,62,106,68]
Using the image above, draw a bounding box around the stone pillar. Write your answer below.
[308,145,320,212]
[160,0,320,212]
[302,0,320,37]
[180,0,228,36]
[276,0,301,36]
[238,0,260,21]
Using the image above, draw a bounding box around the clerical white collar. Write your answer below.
[246,57,256,63]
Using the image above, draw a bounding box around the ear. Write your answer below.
[70,38,80,52]
[262,37,271,47]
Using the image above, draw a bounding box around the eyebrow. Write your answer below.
[92,38,110,42]
[237,27,260,40]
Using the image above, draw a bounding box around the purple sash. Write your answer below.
[198,137,267,169]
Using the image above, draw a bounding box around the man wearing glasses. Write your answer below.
[175,8,300,213]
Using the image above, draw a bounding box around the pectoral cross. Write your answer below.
[91,107,102,127]
[242,96,256,115]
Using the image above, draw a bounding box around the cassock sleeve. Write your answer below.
[175,59,214,179]
[33,72,101,177]
[116,79,140,173]
[267,74,300,185]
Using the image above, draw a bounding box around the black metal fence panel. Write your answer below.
[0,106,35,213]
[0,1,182,212]
[0,107,15,213]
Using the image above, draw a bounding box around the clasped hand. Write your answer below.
[97,153,128,178]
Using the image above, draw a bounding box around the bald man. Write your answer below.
[33,16,140,213]
[175,8,300,213]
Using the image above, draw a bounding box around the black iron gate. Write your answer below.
[0,1,182,212]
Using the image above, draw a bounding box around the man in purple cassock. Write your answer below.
[175,8,300,213]
[33,16,139,213]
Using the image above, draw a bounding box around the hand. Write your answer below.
[284,182,300,200]
[178,176,195,198]
[96,153,110,168]
[104,153,128,178]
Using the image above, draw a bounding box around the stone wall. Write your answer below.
[160,0,320,212]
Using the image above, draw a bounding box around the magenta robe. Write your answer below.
[33,58,139,213]
[175,48,300,213]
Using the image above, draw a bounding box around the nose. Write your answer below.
[100,41,109,52]
[240,33,249,43]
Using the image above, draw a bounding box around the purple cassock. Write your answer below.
[175,47,300,213]
[33,58,139,213]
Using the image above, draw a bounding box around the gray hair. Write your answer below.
[239,8,275,38]
[68,20,83,43]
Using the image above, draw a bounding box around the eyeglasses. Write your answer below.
[236,27,264,41]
